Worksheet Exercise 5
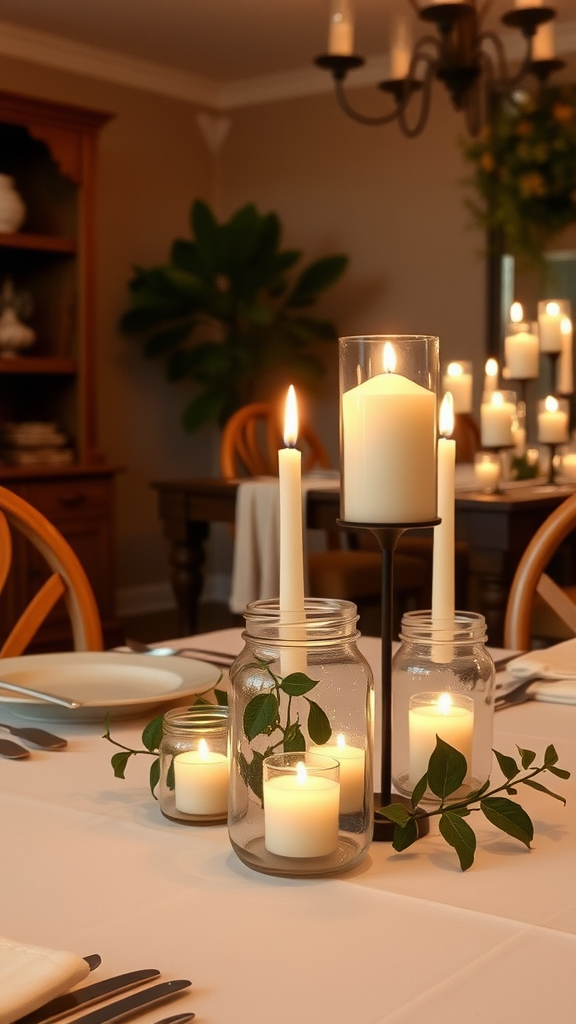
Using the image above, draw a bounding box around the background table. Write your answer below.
[1,630,575,1023]
[153,478,576,644]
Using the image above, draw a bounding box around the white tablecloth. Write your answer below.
[1,630,575,1023]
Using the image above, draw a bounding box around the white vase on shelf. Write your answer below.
[0,278,35,357]
[0,174,26,232]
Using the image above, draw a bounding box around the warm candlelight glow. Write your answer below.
[561,317,572,336]
[437,692,452,715]
[492,391,504,408]
[545,395,559,413]
[446,362,463,378]
[296,760,307,785]
[439,392,455,438]
[485,358,498,379]
[383,341,397,373]
[336,733,346,750]
[198,738,209,758]
[546,301,560,317]
[510,302,523,323]
[284,384,298,447]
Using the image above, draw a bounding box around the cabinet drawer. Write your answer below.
[19,477,111,520]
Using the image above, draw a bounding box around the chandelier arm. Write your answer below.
[397,53,437,139]
[333,78,404,126]
[478,28,532,90]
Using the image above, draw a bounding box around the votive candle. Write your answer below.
[409,692,474,786]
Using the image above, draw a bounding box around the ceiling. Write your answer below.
[0,0,574,88]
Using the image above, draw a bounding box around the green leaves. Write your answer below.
[377,738,570,871]
[119,198,349,431]
[243,692,279,741]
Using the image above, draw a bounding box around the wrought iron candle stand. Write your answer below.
[338,517,439,842]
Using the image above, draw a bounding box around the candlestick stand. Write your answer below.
[546,442,559,485]
[338,518,439,842]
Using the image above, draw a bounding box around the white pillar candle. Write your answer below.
[474,454,501,493]
[279,385,306,675]
[442,362,472,414]
[310,734,365,813]
[532,21,554,59]
[432,393,455,623]
[264,761,340,858]
[480,390,516,448]
[390,15,411,79]
[505,325,539,379]
[342,342,436,523]
[558,317,574,395]
[561,453,576,482]
[328,0,354,55]
[173,740,229,815]
[409,692,474,786]
[539,301,564,354]
[538,395,569,444]
[483,357,499,393]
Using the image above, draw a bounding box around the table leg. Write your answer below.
[168,522,209,635]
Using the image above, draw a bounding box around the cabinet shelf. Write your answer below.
[0,231,76,254]
[0,357,77,375]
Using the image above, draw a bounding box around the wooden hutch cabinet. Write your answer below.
[0,90,121,649]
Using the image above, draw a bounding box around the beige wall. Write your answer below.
[4,51,568,605]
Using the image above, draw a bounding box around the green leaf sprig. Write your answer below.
[239,659,332,802]
[378,737,570,871]
[102,683,228,798]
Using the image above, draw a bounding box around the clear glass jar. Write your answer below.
[392,610,494,802]
[228,598,374,876]
[159,706,229,824]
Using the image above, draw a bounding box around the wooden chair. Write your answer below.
[0,485,103,656]
[219,402,432,634]
[450,413,481,464]
[504,491,576,650]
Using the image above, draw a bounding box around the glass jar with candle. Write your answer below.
[392,610,494,803]
[228,597,374,876]
[158,706,229,824]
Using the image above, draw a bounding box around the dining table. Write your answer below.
[152,475,576,646]
[1,628,575,1023]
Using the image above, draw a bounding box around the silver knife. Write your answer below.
[17,969,161,1024]
[62,981,192,1024]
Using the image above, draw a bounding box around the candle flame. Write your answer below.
[296,760,308,785]
[491,391,504,408]
[437,693,452,715]
[510,301,523,323]
[446,362,463,378]
[336,733,346,750]
[545,394,559,413]
[439,392,455,438]
[283,384,299,447]
[383,342,396,374]
[198,738,210,760]
[546,301,560,317]
[561,317,572,336]
[485,357,498,379]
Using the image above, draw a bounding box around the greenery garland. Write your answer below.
[462,85,576,267]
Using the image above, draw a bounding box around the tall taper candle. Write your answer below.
[432,393,456,623]
[279,385,305,674]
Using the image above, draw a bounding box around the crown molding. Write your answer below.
[0,17,574,113]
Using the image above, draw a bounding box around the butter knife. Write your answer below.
[60,981,192,1024]
[17,970,161,1024]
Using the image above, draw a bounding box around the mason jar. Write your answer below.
[159,706,229,824]
[228,598,374,876]
[392,610,494,802]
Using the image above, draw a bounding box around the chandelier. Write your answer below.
[314,1,566,136]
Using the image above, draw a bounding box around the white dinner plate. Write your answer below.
[0,651,222,722]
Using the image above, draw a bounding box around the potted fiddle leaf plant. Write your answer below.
[119,199,349,431]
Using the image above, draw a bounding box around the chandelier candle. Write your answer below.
[432,393,456,624]
[278,385,306,674]
[341,340,436,523]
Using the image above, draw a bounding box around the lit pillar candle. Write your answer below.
[537,395,569,444]
[480,390,516,448]
[264,760,340,858]
[505,306,539,379]
[432,393,455,623]
[483,357,499,393]
[558,317,574,396]
[442,362,472,414]
[561,453,576,481]
[474,452,501,493]
[409,692,474,786]
[310,734,365,813]
[341,342,436,523]
[328,0,354,55]
[390,15,411,79]
[538,301,564,354]
[532,21,554,59]
[173,739,229,815]
[279,385,306,675]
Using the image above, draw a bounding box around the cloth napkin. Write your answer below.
[0,935,90,1024]
[229,473,339,615]
[503,638,576,705]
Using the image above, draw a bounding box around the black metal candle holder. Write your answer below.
[338,517,440,842]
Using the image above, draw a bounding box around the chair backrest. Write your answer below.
[219,402,332,478]
[450,413,481,464]
[0,485,103,656]
[504,491,576,650]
